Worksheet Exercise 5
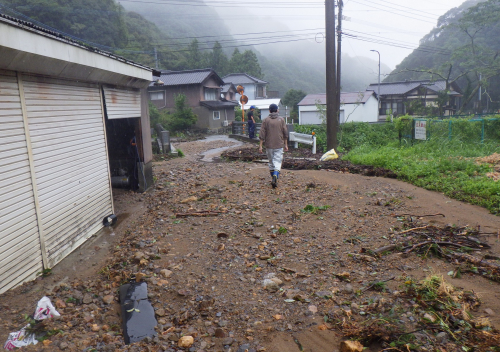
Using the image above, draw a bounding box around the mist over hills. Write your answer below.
[1,0,390,96]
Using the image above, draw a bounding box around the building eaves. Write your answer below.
[366,80,450,96]
[0,12,155,73]
[151,68,224,87]
[200,100,239,109]
[298,91,374,106]
[222,73,268,85]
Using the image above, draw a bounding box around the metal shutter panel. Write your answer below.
[300,111,323,125]
[0,70,43,294]
[103,86,141,119]
[22,76,113,268]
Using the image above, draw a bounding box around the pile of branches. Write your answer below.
[330,275,500,351]
[373,215,500,281]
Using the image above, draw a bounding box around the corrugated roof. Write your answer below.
[366,80,458,96]
[151,69,223,87]
[298,91,375,106]
[223,73,268,85]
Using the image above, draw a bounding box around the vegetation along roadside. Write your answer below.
[295,116,500,214]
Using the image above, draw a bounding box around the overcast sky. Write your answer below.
[214,0,467,70]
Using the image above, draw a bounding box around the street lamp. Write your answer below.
[370,49,380,120]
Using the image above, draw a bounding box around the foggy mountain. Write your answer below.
[384,0,500,111]
[121,0,390,95]
[1,0,391,96]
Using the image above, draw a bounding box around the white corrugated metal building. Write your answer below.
[298,91,379,125]
[0,14,155,294]
[239,99,283,121]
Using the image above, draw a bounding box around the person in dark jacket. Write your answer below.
[258,103,288,188]
[247,105,256,139]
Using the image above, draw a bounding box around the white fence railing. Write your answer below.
[289,132,316,154]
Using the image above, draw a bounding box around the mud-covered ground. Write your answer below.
[1,137,500,352]
[222,147,397,178]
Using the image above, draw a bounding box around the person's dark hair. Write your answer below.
[269,103,278,113]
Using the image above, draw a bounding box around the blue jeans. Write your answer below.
[248,121,255,139]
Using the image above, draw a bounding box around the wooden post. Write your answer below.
[326,0,338,150]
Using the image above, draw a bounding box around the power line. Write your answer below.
[348,0,438,24]
[162,28,325,41]
[343,28,452,55]
[364,0,441,18]
[118,0,323,8]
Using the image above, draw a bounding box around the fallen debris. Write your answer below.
[4,297,60,351]
[175,210,225,217]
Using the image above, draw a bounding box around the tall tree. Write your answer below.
[207,41,228,76]
[187,39,203,69]
[239,50,263,79]
[282,89,307,113]
[228,48,243,73]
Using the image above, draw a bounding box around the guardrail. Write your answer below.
[289,132,316,154]
[232,121,262,136]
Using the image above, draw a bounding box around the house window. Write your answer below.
[150,91,164,100]
[205,88,217,101]
[257,86,264,98]
[213,111,221,120]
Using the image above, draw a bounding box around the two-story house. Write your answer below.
[222,73,268,100]
[367,80,463,120]
[148,69,238,130]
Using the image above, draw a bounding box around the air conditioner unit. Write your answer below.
[222,120,229,127]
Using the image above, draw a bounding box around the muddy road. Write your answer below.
[1,136,500,352]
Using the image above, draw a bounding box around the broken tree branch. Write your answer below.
[175,211,224,218]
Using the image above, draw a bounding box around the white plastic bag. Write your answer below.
[4,325,38,351]
[3,296,60,350]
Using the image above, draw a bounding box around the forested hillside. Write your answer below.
[0,0,386,96]
[386,0,500,112]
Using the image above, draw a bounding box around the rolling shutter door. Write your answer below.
[0,71,43,294]
[22,76,113,268]
[300,111,323,125]
[103,87,141,119]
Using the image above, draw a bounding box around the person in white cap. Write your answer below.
[258,103,288,188]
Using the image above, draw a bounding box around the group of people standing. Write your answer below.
[247,104,288,189]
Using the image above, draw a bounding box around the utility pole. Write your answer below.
[325,0,338,150]
[336,0,343,125]
[370,50,381,119]
[154,47,159,70]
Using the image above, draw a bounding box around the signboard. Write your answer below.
[415,120,427,140]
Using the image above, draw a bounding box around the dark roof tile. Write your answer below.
[151,69,223,87]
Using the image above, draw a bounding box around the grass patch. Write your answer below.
[344,139,500,214]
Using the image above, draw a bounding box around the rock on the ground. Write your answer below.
[340,340,364,352]
[160,269,173,278]
[178,335,194,348]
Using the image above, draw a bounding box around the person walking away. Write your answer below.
[247,105,256,139]
[259,104,288,188]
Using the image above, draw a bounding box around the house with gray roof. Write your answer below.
[221,82,237,102]
[148,68,238,130]
[222,73,268,100]
[367,80,463,119]
[297,91,379,125]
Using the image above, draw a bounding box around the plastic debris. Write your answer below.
[4,296,60,351]
[120,281,157,344]
[320,148,339,161]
